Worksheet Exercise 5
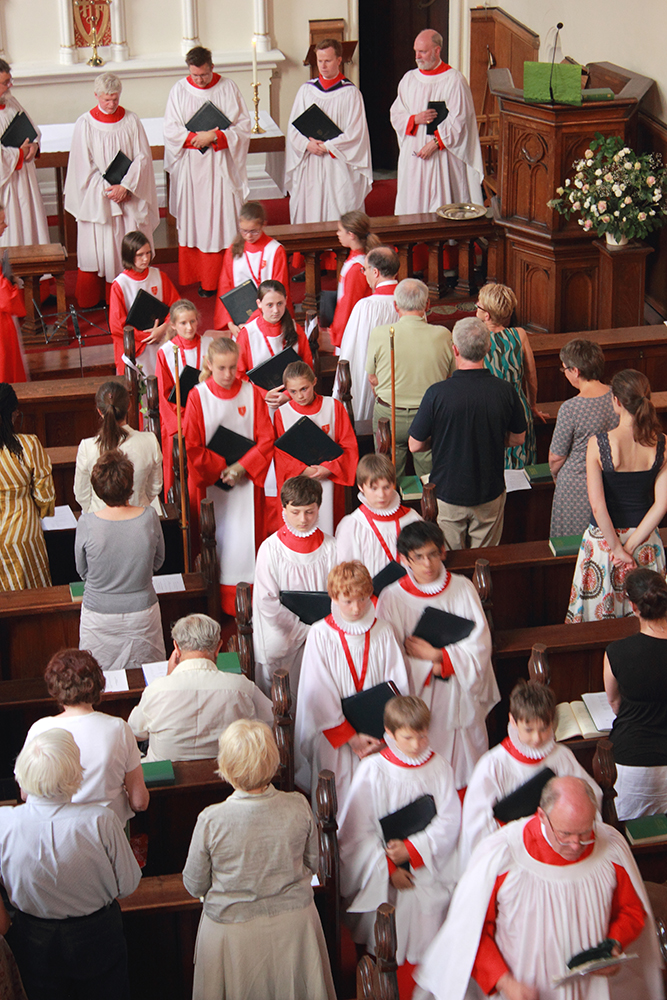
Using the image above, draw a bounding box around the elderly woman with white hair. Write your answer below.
[64,71,159,308]
[183,719,336,1000]
[0,729,141,1000]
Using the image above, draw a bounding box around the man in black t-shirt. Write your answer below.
[408,317,526,549]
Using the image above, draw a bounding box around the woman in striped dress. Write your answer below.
[0,383,54,590]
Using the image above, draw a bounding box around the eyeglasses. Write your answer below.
[544,812,595,847]
[560,365,574,374]
[240,227,262,237]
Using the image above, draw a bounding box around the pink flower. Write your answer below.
[647,176,656,186]
[583,219,593,230]
[598,201,607,212]
[638,212,647,221]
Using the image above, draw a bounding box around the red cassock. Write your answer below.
[0,275,26,382]
[183,376,274,615]
[213,232,293,329]
[274,394,358,533]
[235,315,313,389]
[109,266,180,375]
[330,249,370,349]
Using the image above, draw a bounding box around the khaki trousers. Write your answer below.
[373,400,431,480]
[436,492,506,550]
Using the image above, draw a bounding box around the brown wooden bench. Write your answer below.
[25,343,117,381]
[13,374,129,447]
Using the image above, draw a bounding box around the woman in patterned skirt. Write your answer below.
[476,282,547,469]
[0,383,54,590]
[567,369,667,622]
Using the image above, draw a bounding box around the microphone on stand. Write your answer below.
[549,22,564,103]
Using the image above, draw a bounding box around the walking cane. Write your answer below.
[389,325,397,469]
[173,344,190,572]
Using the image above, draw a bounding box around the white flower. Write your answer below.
[556,186,564,195]
[576,160,585,170]
[613,185,623,197]
[596,179,602,186]
[604,172,614,183]
[572,201,581,211]
[624,196,632,205]
[586,159,593,166]
[584,149,593,158]
[565,179,571,187]
[595,168,602,176]
[650,210,656,216]
[654,193,661,202]
[614,211,620,217]
[638,212,647,221]
[624,161,632,169]
[578,218,584,225]
[620,147,630,156]
[574,179,583,189]
[634,162,641,170]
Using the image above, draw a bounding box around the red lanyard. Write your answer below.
[174,336,201,371]
[244,245,266,287]
[326,615,372,692]
[359,505,402,564]
[258,321,283,359]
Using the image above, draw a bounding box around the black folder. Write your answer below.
[275,416,344,466]
[207,425,255,465]
[1,111,38,149]
[125,288,170,331]
[246,346,301,392]
[372,561,407,597]
[426,101,449,135]
[412,606,475,648]
[168,365,201,406]
[380,794,437,843]
[341,680,401,742]
[279,590,331,625]
[220,279,258,326]
[103,150,133,185]
[185,101,232,153]
[292,103,343,142]
[492,767,556,824]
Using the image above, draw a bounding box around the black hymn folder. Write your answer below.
[184,101,232,153]
[125,289,170,331]
[292,104,343,142]
[168,365,201,406]
[275,416,344,466]
[341,681,401,742]
[0,111,38,149]
[412,606,475,648]
[207,425,256,465]
[492,767,556,824]
[380,794,437,843]
[220,280,258,327]
[246,346,301,392]
[426,101,449,135]
[279,590,331,625]
[372,561,407,597]
[103,150,133,185]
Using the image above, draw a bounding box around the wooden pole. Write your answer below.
[389,325,396,470]
[173,344,190,572]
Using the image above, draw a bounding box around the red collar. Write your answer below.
[373,282,398,296]
[501,737,545,766]
[347,249,365,261]
[205,377,242,399]
[523,814,595,866]
[360,503,410,522]
[419,62,451,76]
[289,393,322,416]
[124,268,149,281]
[257,314,283,340]
[244,232,271,252]
[186,73,221,90]
[277,524,324,553]
[319,72,345,90]
[399,571,450,598]
[380,746,434,768]
[90,105,126,123]
[172,334,200,352]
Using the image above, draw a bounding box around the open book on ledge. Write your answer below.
[555,692,616,741]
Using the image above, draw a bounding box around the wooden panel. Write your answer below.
[469,7,539,117]
[639,110,667,319]
[596,241,653,329]
[13,375,128,447]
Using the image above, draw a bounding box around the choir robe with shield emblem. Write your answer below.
[109,266,179,375]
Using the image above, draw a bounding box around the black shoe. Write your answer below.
[291,271,306,283]
[198,284,216,298]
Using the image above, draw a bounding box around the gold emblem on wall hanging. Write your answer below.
[73,0,112,66]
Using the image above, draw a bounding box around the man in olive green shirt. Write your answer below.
[366,278,454,477]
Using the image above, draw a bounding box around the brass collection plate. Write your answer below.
[436,203,488,221]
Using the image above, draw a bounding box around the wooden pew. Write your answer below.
[47,445,78,508]
[26,343,116,381]
[120,769,340,1000]
[356,904,399,1000]
[13,375,130,448]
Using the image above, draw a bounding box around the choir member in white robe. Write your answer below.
[333,247,399,433]
[377,521,498,789]
[339,699,460,967]
[285,39,372,225]
[336,453,421,579]
[391,30,484,215]
[163,47,251,293]
[64,73,158,308]
[253,476,337,697]
[415,777,663,1000]
[295,562,409,809]
[0,63,48,249]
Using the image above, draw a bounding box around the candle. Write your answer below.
[252,39,258,85]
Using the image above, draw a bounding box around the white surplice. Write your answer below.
[285,77,372,224]
[335,492,422,579]
[0,95,48,248]
[390,65,484,215]
[377,567,498,788]
[163,76,251,252]
[64,109,159,280]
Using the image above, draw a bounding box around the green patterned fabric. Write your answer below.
[484,326,535,469]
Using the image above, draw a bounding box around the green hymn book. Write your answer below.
[625,814,667,846]
[548,534,583,557]
[141,760,176,787]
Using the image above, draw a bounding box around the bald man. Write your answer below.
[416,776,663,1000]
[390,30,484,215]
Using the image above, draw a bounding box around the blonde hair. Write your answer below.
[15,729,83,800]
[477,283,517,326]
[356,453,396,489]
[94,72,122,96]
[328,561,373,601]
[217,719,279,791]
[199,337,239,383]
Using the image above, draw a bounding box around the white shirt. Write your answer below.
[74,425,163,513]
[128,657,273,761]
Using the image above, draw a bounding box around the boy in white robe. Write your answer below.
[0,61,48,250]
[339,696,460,984]
[335,454,421,580]
[377,520,498,790]
[460,680,602,866]
[295,561,409,810]
[253,475,337,698]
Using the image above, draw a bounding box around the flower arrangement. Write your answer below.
[548,132,667,242]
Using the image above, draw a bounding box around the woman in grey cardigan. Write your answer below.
[75,449,165,671]
[183,719,336,1000]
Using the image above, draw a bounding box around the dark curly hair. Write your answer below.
[45,648,105,706]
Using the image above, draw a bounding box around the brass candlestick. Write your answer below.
[73,0,110,67]
[251,82,266,134]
